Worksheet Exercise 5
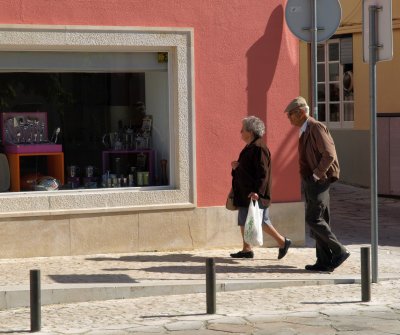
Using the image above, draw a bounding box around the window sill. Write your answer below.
[0,187,196,218]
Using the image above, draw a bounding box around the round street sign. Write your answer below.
[285,0,342,43]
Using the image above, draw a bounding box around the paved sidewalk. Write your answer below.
[0,183,400,334]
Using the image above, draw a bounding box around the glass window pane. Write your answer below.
[329,43,339,61]
[317,64,325,82]
[318,83,325,102]
[0,53,171,192]
[329,103,340,122]
[329,83,340,101]
[344,89,354,101]
[329,63,339,81]
[317,44,325,62]
[344,103,354,121]
[317,103,326,121]
[343,70,354,101]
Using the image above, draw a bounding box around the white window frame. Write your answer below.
[0,24,196,217]
[317,39,354,129]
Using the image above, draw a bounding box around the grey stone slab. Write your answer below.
[207,316,248,325]
[125,325,165,333]
[103,324,142,330]
[166,330,234,335]
[207,323,255,333]
[252,322,297,335]
[174,314,224,321]
[58,328,91,334]
[337,332,392,335]
[282,316,332,327]
[164,320,204,331]
[88,330,129,335]
[330,318,382,332]
[285,311,322,318]
[246,314,288,323]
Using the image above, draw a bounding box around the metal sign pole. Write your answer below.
[369,5,379,283]
[311,0,318,120]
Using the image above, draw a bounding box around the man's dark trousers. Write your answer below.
[302,178,346,267]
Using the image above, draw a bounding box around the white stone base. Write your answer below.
[0,202,304,258]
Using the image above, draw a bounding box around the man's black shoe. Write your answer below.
[305,263,333,272]
[230,250,254,258]
[332,250,350,269]
[278,237,292,259]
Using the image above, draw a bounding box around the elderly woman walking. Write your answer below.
[230,116,291,259]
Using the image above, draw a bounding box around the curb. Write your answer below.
[2,275,399,311]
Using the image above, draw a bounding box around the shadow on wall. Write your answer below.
[246,5,283,120]
[246,5,301,202]
[272,126,301,202]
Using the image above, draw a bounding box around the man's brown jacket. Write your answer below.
[299,117,340,182]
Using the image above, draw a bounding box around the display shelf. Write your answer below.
[7,152,64,192]
[1,112,62,153]
[102,149,155,185]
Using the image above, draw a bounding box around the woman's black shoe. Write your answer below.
[278,237,292,259]
[230,250,254,258]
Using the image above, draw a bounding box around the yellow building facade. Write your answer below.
[300,0,400,194]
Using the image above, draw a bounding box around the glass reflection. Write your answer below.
[344,103,354,121]
[317,103,326,121]
[318,83,325,102]
[343,70,354,101]
[317,45,325,62]
[317,64,325,82]
[329,43,339,61]
[329,103,340,122]
[329,63,339,81]
[329,83,340,101]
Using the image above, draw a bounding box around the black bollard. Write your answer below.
[361,247,371,302]
[30,269,41,332]
[206,258,216,314]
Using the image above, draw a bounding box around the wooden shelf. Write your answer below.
[6,152,64,192]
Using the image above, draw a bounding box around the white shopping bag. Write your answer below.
[244,200,263,247]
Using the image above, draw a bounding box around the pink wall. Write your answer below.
[1,0,301,206]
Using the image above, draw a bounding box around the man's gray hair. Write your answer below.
[242,116,265,137]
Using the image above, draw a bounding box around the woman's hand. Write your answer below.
[231,161,239,170]
[248,192,259,200]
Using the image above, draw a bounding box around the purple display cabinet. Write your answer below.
[1,112,62,153]
[102,149,156,186]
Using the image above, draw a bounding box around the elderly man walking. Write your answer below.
[284,96,350,272]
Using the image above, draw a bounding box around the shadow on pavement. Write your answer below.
[140,264,308,275]
[86,254,238,264]
[48,274,138,284]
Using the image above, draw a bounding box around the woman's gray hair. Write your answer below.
[242,116,265,137]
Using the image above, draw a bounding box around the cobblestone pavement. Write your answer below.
[0,183,400,334]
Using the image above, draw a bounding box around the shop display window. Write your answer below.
[0,26,194,215]
[0,52,170,192]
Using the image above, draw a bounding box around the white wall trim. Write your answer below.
[0,24,196,217]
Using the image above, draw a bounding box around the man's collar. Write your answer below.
[299,118,309,137]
